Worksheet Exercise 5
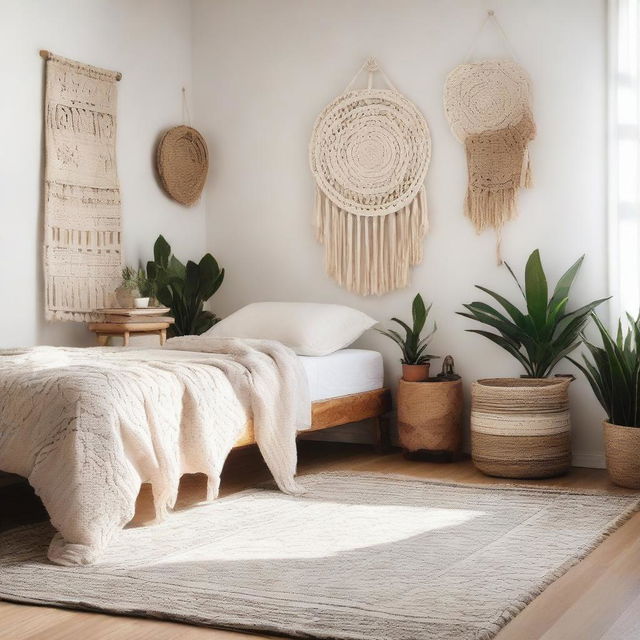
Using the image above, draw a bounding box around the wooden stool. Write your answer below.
[88,318,175,346]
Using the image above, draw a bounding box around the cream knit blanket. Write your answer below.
[0,337,310,566]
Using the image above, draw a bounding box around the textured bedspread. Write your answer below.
[0,337,310,566]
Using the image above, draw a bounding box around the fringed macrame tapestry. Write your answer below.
[309,58,431,296]
[444,12,535,263]
[43,52,122,321]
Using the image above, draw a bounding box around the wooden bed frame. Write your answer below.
[234,388,393,451]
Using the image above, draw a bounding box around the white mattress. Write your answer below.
[299,348,384,402]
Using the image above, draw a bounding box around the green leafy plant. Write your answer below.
[569,313,640,427]
[146,235,224,336]
[121,266,152,297]
[377,294,438,364]
[458,250,608,378]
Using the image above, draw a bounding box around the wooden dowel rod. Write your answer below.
[38,49,122,81]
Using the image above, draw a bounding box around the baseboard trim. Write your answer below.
[572,452,606,469]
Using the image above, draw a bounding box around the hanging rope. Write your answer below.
[464,10,520,63]
[182,87,192,127]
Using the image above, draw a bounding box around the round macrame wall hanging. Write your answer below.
[309,58,431,296]
[444,12,535,263]
[156,125,209,206]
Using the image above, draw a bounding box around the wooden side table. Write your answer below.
[88,318,175,346]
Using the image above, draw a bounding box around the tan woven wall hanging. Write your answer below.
[156,89,208,206]
[42,51,122,321]
[156,126,208,206]
[444,12,535,263]
[309,58,431,296]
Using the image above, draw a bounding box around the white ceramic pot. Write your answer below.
[133,297,150,308]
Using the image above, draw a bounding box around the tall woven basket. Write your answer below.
[471,378,572,479]
[397,379,463,461]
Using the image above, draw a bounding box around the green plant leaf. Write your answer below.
[412,294,427,336]
[503,260,526,298]
[524,249,548,329]
[466,329,534,376]
[549,255,584,312]
[153,235,171,269]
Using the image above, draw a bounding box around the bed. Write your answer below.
[234,348,390,449]
[0,337,390,565]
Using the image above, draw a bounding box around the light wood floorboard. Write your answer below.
[1,441,638,640]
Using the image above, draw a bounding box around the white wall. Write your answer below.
[0,0,206,348]
[192,0,609,465]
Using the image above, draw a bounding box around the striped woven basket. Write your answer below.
[471,377,572,479]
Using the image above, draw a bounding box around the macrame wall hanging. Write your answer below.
[309,58,431,296]
[444,11,535,263]
[156,88,209,206]
[41,50,123,321]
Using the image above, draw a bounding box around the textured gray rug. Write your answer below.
[1,472,638,640]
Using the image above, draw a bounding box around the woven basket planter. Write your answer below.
[471,377,572,479]
[604,422,640,489]
[397,379,463,461]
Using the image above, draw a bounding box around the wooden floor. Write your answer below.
[1,441,640,640]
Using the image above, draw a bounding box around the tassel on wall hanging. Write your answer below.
[444,11,535,263]
[309,58,431,296]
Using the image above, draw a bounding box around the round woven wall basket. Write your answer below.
[470,377,572,479]
[156,125,208,206]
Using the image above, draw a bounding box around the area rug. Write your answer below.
[0,472,638,640]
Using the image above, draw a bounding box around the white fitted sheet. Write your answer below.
[299,349,384,402]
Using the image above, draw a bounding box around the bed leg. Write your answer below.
[374,415,392,454]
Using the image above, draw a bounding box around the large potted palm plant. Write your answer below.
[459,249,607,478]
[569,313,640,489]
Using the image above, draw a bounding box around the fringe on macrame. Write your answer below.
[464,120,534,264]
[44,276,115,322]
[314,186,428,296]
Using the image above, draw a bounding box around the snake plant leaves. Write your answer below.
[569,313,640,427]
[459,249,608,378]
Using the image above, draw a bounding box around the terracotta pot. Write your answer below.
[397,378,463,461]
[604,421,640,489]
[470,377,572,479]
[402,363,430,382]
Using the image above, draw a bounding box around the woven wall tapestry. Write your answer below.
[444,13,535,263]
[43,52,122,321]
[309,58,431,296]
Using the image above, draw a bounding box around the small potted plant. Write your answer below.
[377,293,437,382]
[133,269,153,308]
[115,266,153,308]
[115,266,139,307]
[569,313,640,489]
[459,250,607,478]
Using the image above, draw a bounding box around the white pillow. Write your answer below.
[206,302,377,356]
